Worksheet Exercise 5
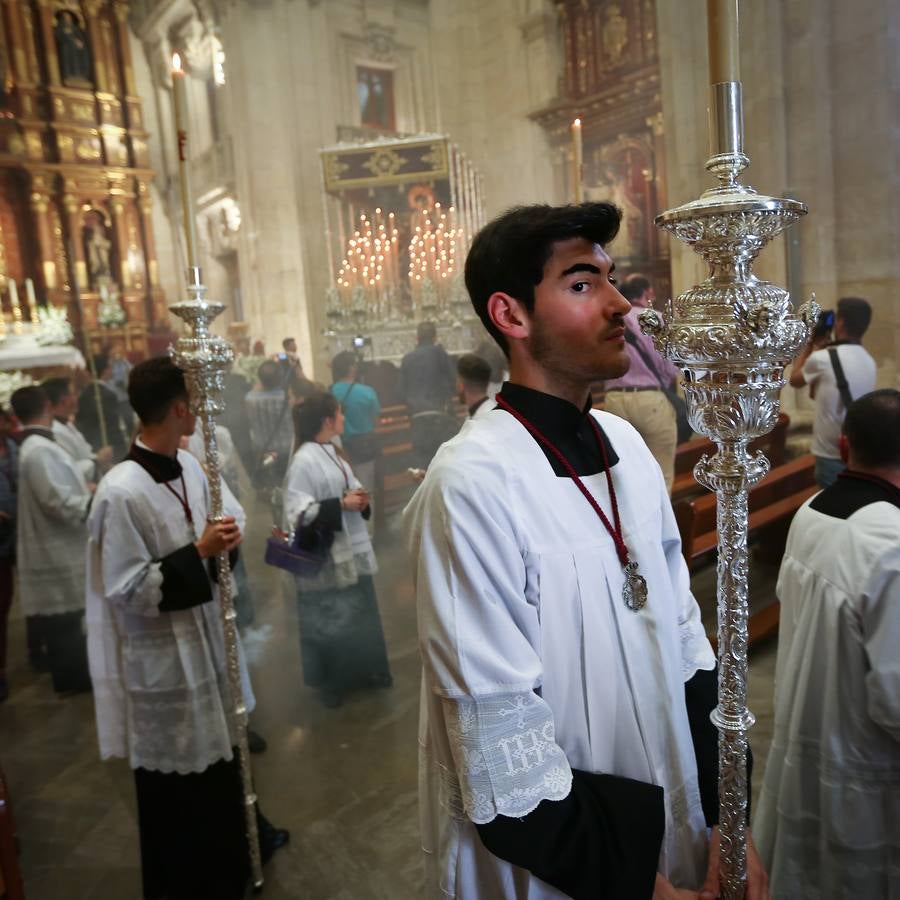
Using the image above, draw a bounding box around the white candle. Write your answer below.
[707,0,740,84]
[24,278,37,320]
[171,53,199,269]
[571,118,584,203]
[8,280,22,334]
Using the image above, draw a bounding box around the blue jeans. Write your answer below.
[814,456,845,489]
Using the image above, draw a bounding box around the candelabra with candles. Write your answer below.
[334,209,401,323]
[638,2,817,897]
[407,202,464,316]
[169,54,263,890]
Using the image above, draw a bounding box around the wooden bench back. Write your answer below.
[672,413,789,500]
[675,453,816,564]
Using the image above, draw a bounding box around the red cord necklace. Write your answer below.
[495,394,648,611]
[162,474,196,540]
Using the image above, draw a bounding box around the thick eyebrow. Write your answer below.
[559,262,602,278]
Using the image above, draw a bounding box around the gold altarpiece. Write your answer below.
[532,0,670,297]
[0,0,168,360]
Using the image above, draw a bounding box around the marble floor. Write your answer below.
[0,499,781,900]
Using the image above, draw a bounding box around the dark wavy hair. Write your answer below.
[464,202,621,355]
[844,389,900,468]
[293,391,339,446]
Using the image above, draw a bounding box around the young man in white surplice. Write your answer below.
[11,384,93,696]
[405,203,770,900]
[86,357,287,900]
[753,389,900,899]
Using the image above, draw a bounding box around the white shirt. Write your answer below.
[468,397,495,421]
[17,431,92,616]
[282,441,377,592]
[802,344,876,458]
[86,447,254,774]
[52,417,97,481]
[753,484,900,898]
[404,409,714,898]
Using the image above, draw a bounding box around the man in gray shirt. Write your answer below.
[400,321,459,467]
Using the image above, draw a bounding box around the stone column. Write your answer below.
[62,188,88,290]
[109,193,130,291]
[137,179,165,324]
[81,0,109,92]
[28,175,57,302]
[113,1,137,97]
[34,0,61,86]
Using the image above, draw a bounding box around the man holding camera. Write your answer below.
[789,296,876,488]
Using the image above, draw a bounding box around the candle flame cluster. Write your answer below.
[407,203,463,284]
[336,208,399,292]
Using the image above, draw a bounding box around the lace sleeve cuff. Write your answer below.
[443,692,573,825]
[680,610,716,681]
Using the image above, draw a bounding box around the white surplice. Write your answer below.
[282,441,377,592]
[52,417,98,481]
[753,495,900,899]
[405,409,715,899]
[17,432,92,617]
[86,447,254,774]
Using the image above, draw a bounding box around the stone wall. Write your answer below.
[129,0,897,385]
[657,0,899,395]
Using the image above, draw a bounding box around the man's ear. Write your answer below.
[486,291,530,346]
[839,432,850,465]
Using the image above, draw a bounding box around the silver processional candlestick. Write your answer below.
[170,265,264,890]
[639,3,818,897]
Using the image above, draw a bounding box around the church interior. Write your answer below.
[0,0,898,898]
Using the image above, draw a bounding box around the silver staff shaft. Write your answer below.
[170,266,263,890]
[641,73,817,898]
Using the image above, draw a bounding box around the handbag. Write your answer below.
[264,509,334,578]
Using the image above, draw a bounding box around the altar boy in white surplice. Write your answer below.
[405,203,770,900]
[86,356,287,900]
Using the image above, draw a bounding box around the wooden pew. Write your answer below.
[372,403,468,532]
[675,454,817,648]
[674,453,816,570]
[0,766,25,900]
[671,413,790,501]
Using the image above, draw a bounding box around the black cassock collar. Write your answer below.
[497,382,619,478]
[811,469,900,519]
[127,440,183,483]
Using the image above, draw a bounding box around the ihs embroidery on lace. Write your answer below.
[442,692,573,824]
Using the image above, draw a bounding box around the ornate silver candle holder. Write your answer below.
[640,82,818,899]
[170,265,264,890]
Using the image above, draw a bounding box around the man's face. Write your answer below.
[284,340,297,355]
[61,386,77,418]
[527,238,631,382]
[635,286,656,309]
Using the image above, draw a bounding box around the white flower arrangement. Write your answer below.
[0,370,34,407]
[97,291,127,327]
[34,304,74,346]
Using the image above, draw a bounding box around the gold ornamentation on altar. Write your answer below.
[25,131,43,159]
[76,136,102,160]
[73,102,94,122]
[362,147,404,179]
[601,4,628,68]
[323,137,452,190]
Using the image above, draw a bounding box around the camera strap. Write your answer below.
[827,348,854,411]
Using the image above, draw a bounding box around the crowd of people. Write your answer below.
[0,204,895,900]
